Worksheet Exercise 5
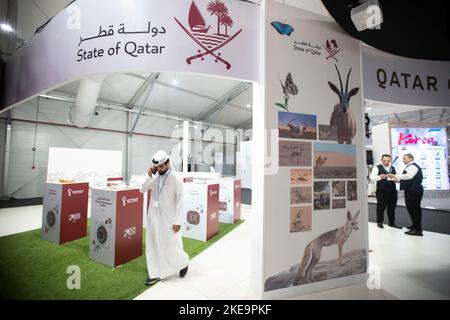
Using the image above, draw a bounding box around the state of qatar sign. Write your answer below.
[3,0,259,109]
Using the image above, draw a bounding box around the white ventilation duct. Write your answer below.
[70,75,106,128]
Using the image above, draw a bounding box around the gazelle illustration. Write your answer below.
[328,65,359,144]
[287,119,308,137]
[287,119,301,136]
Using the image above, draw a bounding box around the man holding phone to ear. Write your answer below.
[139,151,189,285]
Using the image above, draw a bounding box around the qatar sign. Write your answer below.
[363,46,450,108]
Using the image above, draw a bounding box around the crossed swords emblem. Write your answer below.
[324,44,340,62]
[174,17,242,70]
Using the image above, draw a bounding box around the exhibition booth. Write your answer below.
[1,0,263,299]
[0,0,448,301]
[363,47,450,233]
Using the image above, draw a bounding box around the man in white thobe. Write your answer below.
[139,151,189,285]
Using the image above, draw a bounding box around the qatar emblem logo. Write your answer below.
[324,39,340,62]
[174,0,242,70]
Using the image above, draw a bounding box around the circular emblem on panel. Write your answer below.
[46,211,56,227]
[97,226,108,244]
[187,211,200,225]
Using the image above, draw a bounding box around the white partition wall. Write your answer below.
[371,122,391,164]
[253,1,369,299]
[47,147,122,186]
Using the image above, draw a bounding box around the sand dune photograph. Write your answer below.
[314,143,356,179]
[290,169,312,185]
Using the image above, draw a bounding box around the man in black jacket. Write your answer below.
[395,153,424,237]
[370,154,402,229]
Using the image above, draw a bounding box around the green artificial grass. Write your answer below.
[0,220,244,300]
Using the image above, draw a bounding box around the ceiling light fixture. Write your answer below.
[350,0,383,32]
[0,23,13,33]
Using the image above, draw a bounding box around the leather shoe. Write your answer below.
[406,225,414,230]
[405,229,423,237]
[389,224,403,229]
[180,265,189,278]
[377,223,384,229]
[145,277,160,286]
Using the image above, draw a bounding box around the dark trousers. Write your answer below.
[376,189,397,225]
[404,190,423,231]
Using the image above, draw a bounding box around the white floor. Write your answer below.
[1,204,449,300]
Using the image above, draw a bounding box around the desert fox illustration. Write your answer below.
[292,210,360,285]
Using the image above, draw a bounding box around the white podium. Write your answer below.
[41,182,89,244]
[218,178,241,224]
[89,187,143,267]
[181,181,220,241]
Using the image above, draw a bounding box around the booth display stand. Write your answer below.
[41,182,89,244]
[89,187,143,267]
[218,178,241,224]
[181,181,220,241]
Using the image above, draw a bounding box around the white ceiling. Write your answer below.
[366,100,450,125]
[52,72,253,129]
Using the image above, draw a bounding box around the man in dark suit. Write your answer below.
[370,154,401,229]
[394,153,424,236]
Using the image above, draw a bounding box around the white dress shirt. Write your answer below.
[398,162,419,180]
[370,165,393,182]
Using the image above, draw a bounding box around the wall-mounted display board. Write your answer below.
[259,1,368,299]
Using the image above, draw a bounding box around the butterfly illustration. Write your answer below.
[270,21,294,36]
[275,72,299,112]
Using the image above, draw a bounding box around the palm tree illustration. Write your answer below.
[220,14,233,36]
[207,0,229,35]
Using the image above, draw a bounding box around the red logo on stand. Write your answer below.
[398,133,437,146]
[174,0,242,70]
[121,196,139,207]
[67,188,84,197]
